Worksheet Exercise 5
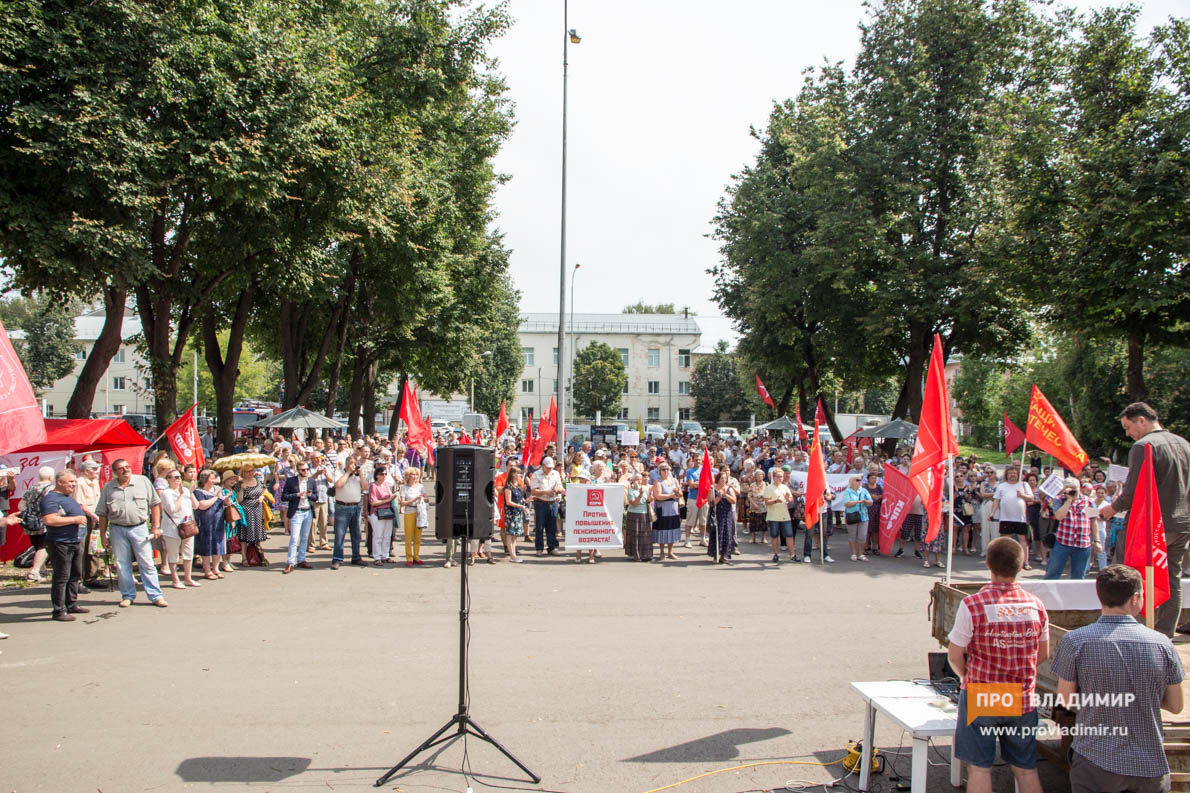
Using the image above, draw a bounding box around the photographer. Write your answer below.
[1044,477,1098,580]
[331,455,366,569]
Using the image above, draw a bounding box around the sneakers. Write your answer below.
[850,554,858,561]
[859,555,869,562]
[0,631,7,639]
[684,541,693,548]
[914,550,922,559]
[824,555,835,563]
[771,553,779,562]
[802,556,811,564]
[894,548,904,558]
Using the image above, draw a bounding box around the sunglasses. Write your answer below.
[168,473,181,479]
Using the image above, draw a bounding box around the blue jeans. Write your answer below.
[108,522,164,603]
[1045,541,1091,580]
[287,508,313,565]
[332,503,362,563]
[955,690,1038,769]
[533,501,558,551]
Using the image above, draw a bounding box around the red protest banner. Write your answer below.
[0,319,47,456]
[1123,443,1170,616]
[165,403,204,468]
[879,463,915,556]
[909,334,957,543]
[1025,385,1088,473]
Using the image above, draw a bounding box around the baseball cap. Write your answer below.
[1063,476,1080,490]
[542,456,555,468]
[80,461,101,471]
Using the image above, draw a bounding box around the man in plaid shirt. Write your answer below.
[948,537,1049,793]
[1045,477,1100,580]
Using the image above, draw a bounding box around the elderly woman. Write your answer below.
[707,470,737,564]
[624,472,652,561]
[841,474,873,562]
[237,464,269,567]
[747,469,767,543]
[367,465,396,565]
[160,467,200,588]
[193,468,229,579]
[399,467,427,566]
[651,462,681,561]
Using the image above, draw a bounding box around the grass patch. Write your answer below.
[958,444,1010,463]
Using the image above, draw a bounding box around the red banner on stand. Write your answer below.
[879,464,915,555]
[165,403,204,468]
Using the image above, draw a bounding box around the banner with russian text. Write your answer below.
[1025,385,1088,474]
[165,403,204,468]
[564,483,625,550]
[0,451,70,561]
[878,464,915,555]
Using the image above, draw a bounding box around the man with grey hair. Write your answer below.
[39,469,89,621]
[15,465,56,583]
[95,458,167,608]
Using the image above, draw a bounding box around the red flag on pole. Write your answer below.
[0,319,47,455]
[458,430,474,445]
[1004,413,1026,455]
[400,382,432,457]
[1025,385,1089,474]
[878,463,916,555]
[696,447,713,509]
[495,402,509,442]
[1124,444,1170,614]
[521,418,534,469]
[910,334,957,543]
[815,398,827,428]
[165,403,204,468]
[529,396,557,466]
[755,374,775,408]
[795,403,808,445]
[805,421,827,528]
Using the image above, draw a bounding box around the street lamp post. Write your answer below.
[557,4,580,450]
[568,262,580,417]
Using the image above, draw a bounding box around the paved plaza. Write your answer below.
[1,535,1072,793]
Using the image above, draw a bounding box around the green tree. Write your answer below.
[571,342,627,419]
[177,333,280,417]
[951,356,1008,448]
[622,301,676,314]
[16,297,80,393]
[691,340,748,425]
[470,277,524,420]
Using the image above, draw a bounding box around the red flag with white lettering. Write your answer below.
[0,319,47,455]
[879,463,915,555]
[1025,385,1088,474]
[1124,444,1170,610]
[910,334,957,542]
[755,374,775,408]
[165,403,204,468]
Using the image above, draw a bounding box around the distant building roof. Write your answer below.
[8,305,141,342]
[519,313,700,336]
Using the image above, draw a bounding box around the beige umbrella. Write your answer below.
[211,452,275,472]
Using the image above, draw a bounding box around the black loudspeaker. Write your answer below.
[434,445,495,541]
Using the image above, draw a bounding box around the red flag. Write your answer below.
[805,421,827,528]
[878,463,915,555]
[795,403,808,445]
[1124,444,1170,610]
[1025,385,1089,473]
[815,398,827,428]
[755,374,775,408]
[696,447,713,509]
[910,334,957,543]
[0,319,47,455]
[400,382,432,457]
[458,431,474,445]
[521,418,534,469]
[529,396,557,466]
[1004,413,1026,455]
[495,401,509,441]
[165,403,204,468]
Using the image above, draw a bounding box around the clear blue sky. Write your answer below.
[487,0,1187,350]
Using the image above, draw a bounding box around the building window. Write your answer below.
[112,376,126,391]
[520,379,534,394]
[678,349,691,368]
[74,348,86,361]
[113,348,125,363]
[647,380,660,394]
[678,381,690,395]
[647,348,660,368]
[45,405,53,417]
[552,380,558,392]
[553,347,559,365]
[647,407,660,422]
[523,347,535,366]
[622,381,629,394]
[617,347,629,366]
[679,408,691,420]
[521,407,534,423]
[618,407,629,420]
[112,404,125,414]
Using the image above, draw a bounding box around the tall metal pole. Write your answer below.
[569,262,579,418]
[556,0,572,450]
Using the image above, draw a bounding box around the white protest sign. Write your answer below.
[620,431,640,447]
[1108,464,1128,483]
[1037,472,1064,499]
[787,471,852,511]
[0,452,71,508]
[564,483,625,549]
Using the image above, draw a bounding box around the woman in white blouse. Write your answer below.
[160,469,201,589]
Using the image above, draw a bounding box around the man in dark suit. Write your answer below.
[281,461,315,574]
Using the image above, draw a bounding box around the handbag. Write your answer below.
[376,506,395,520]
[845,510,861,525]
[176,517,199,539]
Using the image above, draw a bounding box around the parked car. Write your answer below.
[717,427,740,440]
[672,420,705,437]
[645,424,668,442]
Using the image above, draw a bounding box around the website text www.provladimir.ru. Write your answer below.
[976,723,1129,739]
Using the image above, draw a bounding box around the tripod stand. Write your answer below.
[375,504,539,788]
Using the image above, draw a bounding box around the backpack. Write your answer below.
[20,484,49,536]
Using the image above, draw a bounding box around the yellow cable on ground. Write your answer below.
[639,757,846,793]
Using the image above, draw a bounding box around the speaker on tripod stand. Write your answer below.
[375,445,538,788]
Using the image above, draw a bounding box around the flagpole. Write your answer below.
[1145,565,1155,629]
[1017,440,1027,481]
[945,455,954,585]
[819,514,825,565]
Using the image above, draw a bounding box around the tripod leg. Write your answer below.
[461,715,541,784]
[374,716,461,787]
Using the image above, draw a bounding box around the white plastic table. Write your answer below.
[851,681,961,793]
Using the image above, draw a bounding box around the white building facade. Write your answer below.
[12,307,152,418]
[514,313,700,426]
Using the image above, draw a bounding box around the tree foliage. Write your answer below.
[622,301,676,314]
[571,342,627,419]
[15,296,80,393]
[691,340,749,425]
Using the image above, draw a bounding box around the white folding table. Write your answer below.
[851,681,961,793]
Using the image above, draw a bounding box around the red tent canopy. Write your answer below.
[2,418,149,561]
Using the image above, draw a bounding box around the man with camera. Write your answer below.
[1044,477,1098,580]
[331,455,366,569]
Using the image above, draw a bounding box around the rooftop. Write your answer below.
[519,313,701,336]
[8,305,142,343]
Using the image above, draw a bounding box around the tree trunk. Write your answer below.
[279,249,360,410]
[347,356,367,438]
[362,361,378,436]
[903,320,930,424]
[322,298,354,418]
[389,373,407,441]
[1126,327,1147,403]
[66,284,127,418]
[203,282,256,452]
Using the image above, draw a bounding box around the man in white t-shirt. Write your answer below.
[992,466,1034,566]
